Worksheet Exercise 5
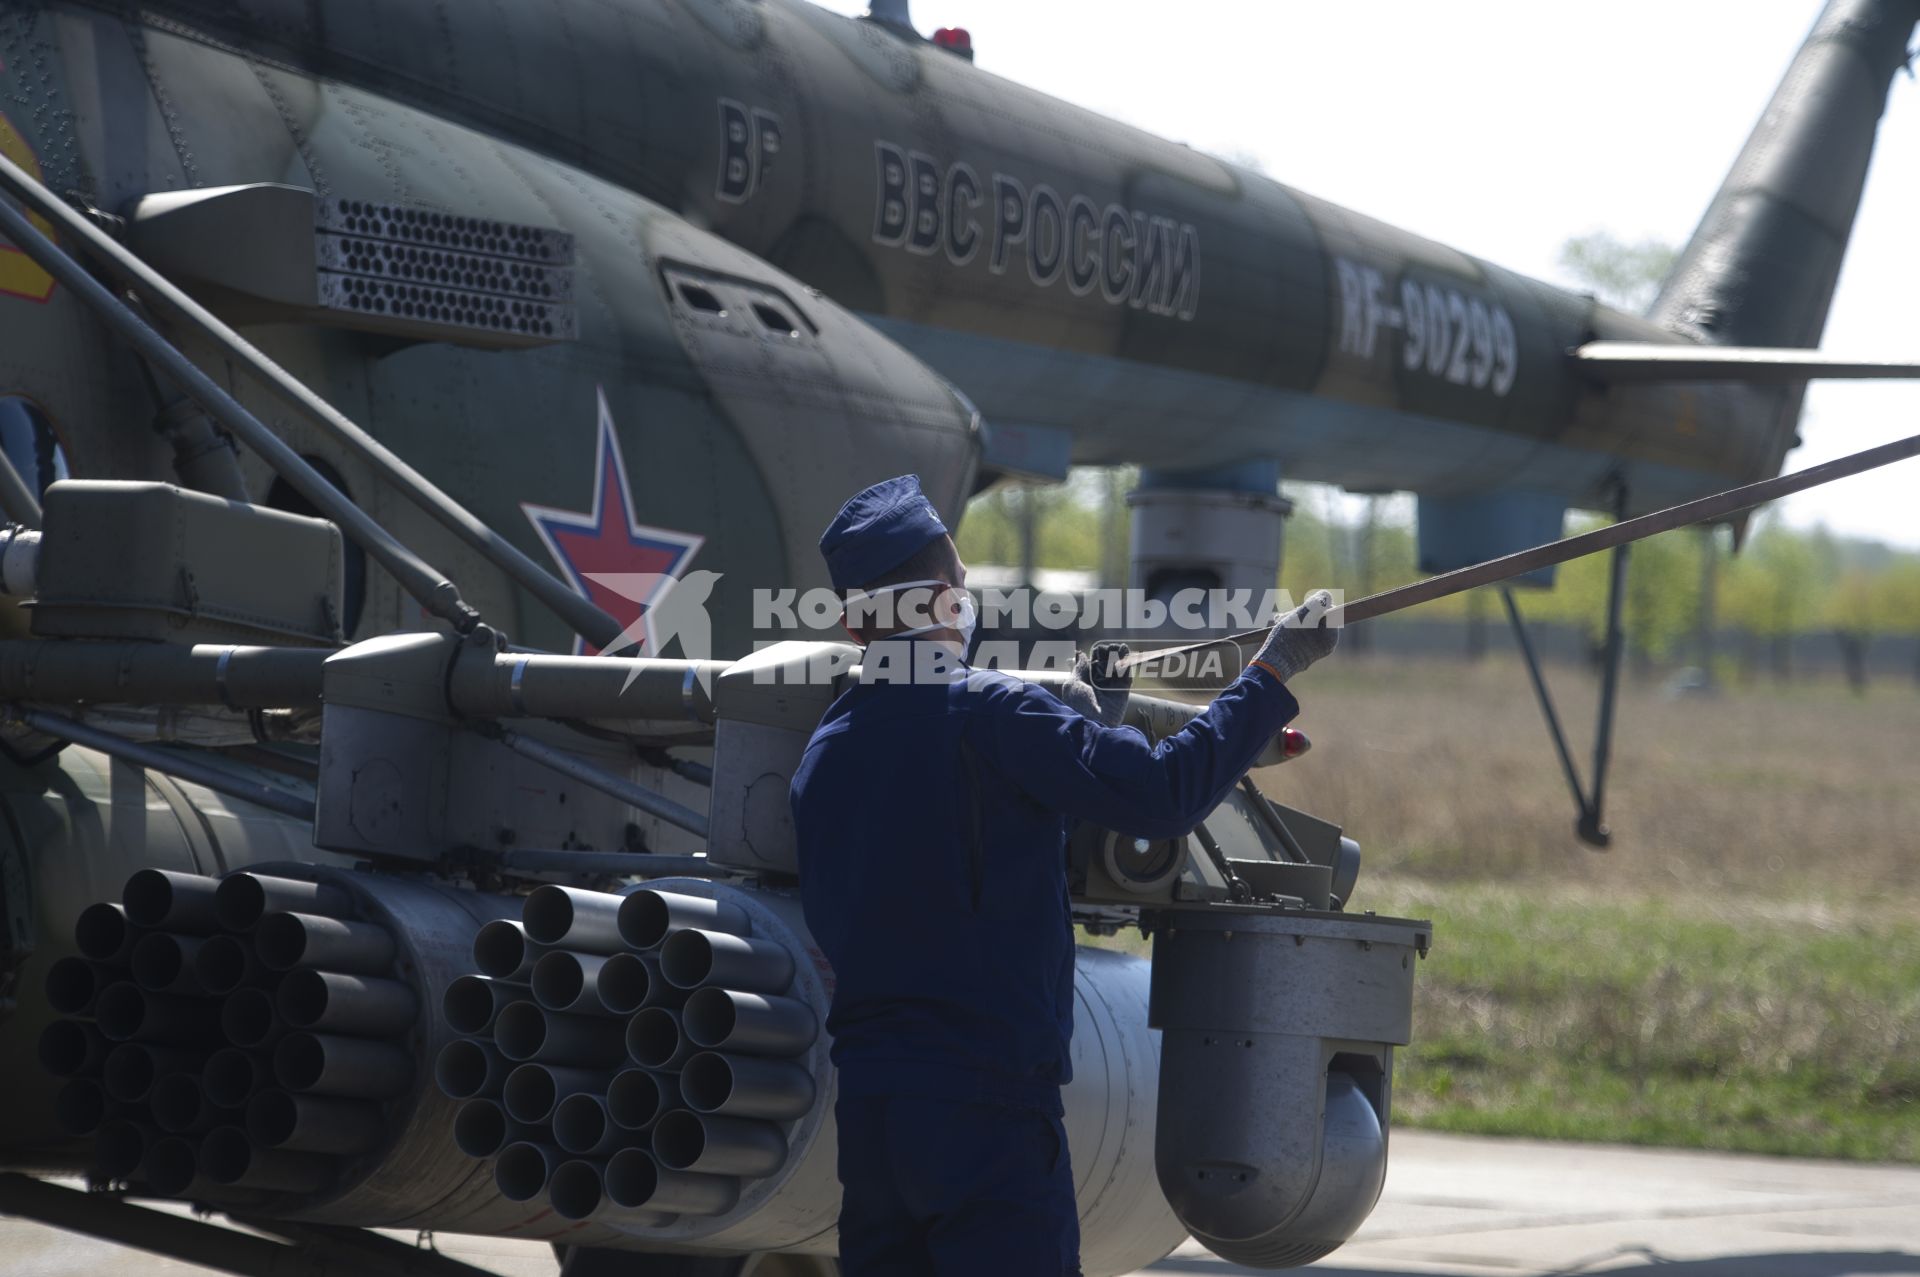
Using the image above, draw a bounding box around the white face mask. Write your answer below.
[849,579,976,651]
[944,591,979,652]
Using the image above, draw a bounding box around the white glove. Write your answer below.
[1058,644,1130,728]
[1055,660,1102,722]
[1083,641,1132,727]
[1250,590,1339,682]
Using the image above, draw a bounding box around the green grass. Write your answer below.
[1365,880,1920,1161]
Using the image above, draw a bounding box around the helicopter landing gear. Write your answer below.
[1500,488,1631,851]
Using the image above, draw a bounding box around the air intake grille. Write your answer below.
[315,199,577,345]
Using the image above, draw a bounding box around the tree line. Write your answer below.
[955,476,1920,690]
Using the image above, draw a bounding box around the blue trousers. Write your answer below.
[835,1095,1081,1276]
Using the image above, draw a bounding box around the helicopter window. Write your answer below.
[678,283,727,315]
[265,458,367,636]
[0,396,69,503]
[752,303,799,337]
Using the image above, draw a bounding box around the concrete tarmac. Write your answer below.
[3,1131,1917,1276]
[1156,1130,1920,1276]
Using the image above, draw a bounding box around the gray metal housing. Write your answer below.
[1150,907,1429,1267]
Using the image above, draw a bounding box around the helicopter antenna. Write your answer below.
[866,0,915,34]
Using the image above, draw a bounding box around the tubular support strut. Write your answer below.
[0,151,626,651]
[1499,589,1588,822]
[1587,523,1631,846]
[486,723,711,839]
[1497,477,1630,849]
[1500,581,1625,850]
[0,1173,497,1277]
[1238,775,1311,864]
[9,705,317,822]
[0,445,42,528]
[0,170,479,636]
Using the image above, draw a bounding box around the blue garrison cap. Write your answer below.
[819,474,950,591]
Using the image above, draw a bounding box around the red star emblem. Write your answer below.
[522,389,704,655]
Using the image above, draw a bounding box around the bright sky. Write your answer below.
[808,0,1920,548]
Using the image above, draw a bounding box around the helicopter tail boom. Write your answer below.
[1648,0,1920,477]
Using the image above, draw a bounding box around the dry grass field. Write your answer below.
[1258,653,1920,898]
[1240,654,1920,1159]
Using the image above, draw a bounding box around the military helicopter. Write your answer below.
[0,1,1914,1274]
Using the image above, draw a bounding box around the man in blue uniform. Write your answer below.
[790,475,1336,1275]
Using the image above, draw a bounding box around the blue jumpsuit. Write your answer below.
[790,646,1299,1275]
